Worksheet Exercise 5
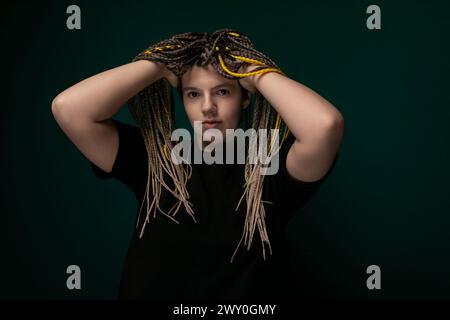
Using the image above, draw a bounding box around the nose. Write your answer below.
[201,93,217,115]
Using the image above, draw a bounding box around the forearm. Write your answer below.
[254,72,344,144]
[52,60,163,122]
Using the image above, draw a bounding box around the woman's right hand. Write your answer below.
[155,62,179,89]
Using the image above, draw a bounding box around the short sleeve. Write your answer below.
[265,133,339,223]
[89,119,147,194]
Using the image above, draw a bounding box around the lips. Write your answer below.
[202,120,222,128]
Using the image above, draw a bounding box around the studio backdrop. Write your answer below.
[1,0,449,299]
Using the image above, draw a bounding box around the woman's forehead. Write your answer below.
[182,65,237,88]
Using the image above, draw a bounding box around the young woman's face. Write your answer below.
[181,64,249,140]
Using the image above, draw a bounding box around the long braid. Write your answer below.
[127,28,291,262]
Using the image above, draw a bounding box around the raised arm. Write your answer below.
[239,66,345,182]
[51,60,171,173]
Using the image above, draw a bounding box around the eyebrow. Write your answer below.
[182,83,233,93]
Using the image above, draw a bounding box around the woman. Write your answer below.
[51,28,344,300]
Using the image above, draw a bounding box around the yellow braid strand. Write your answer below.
[218,54,284,78]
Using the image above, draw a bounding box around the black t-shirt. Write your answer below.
[89,119,338,300]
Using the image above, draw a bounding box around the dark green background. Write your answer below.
[1,0,449,299]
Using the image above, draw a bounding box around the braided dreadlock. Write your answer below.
[127,28,291,263]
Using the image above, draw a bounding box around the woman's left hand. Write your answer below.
[237,64,263,94]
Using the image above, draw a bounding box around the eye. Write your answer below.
[187,91,199,98]
[217,89,230,96]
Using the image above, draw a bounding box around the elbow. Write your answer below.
[51,95,63,114]
[329,112,345,134]
[51,94,73,125]
[322,111,345,145]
